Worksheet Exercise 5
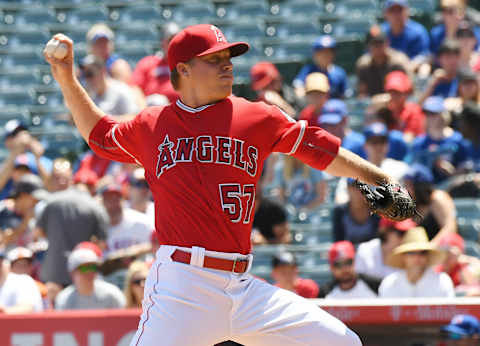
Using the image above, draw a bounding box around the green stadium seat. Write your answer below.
[334,0,379,17]
[15,7,57,27]
[323,18,376,37]
[0,28,50,49]
[276,0,325,19]
[0,107,30,129]
[265,20,320,40]
[0,88,34,107]
[66,6,109,25]
[116,44,155,68]
[219,1,270,20]
[28,104,70,128]
[40,128,84,160]
[0,47,46,69]
[0,68,39,89]
[218,22,265,41]
[262,38,312,61]
[115,25,159,46]
[115,4,163,24]
[46,24,89,44]
[172,2,215,23]
[31,85,64,107]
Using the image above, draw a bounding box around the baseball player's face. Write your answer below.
[188,49,233,100]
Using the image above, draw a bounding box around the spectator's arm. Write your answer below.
[29,137,50,185]
[430,190,458,244]
[0,131,30,191]
[2,209,34,246]
[418,69,447,105]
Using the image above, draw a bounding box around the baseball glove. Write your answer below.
[353,180,420,221]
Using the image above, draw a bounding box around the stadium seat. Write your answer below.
[114,3,163,24]
[0,106,30,129]
[115,25,159,46]
[454,198,480,218]
[275,0,325,19]
[15,7,57,27]
[116,44,155,69]
[31,85,64,107]
[0,47,46,69]
[265,20,320,40]
[172,2,215,23]
[261,38,312,61]
[219,1,270,20]
[0,28,50,49]
[28,104,70,128]
[333,0,380,17]
[218,21,265,42]
[0,88,33,107]
[323,18,376,37]
[46,24,89,45]
[62,6,109,25]
[0,68,39,89]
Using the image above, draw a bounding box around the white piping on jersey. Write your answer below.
[277,107,296,123]
[176,99,214,113]
[288,120,306,155]
[112,124,141,165]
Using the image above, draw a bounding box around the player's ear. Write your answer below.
[177,63,189,77]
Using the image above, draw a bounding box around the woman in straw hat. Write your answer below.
[379,227,455,298]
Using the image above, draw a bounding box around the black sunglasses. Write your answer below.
[405,250,429,256]
[131,278,146,286]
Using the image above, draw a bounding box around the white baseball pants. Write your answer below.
[129,245,362,346]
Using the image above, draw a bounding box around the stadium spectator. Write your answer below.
[130,22,180,104]
[408,96,470,183]
[332,178,380,245]
[440,314,480,345]
[356,218,416,280]
[79,54,139,118]
[123,260,149,309]
[73,168,99,196]
[35,184,108,302]
[272,155,327,211]
[0,250,43,313]
[363,122,408,181]
[456,21,480,70]
[86,23,132,85]
[381,0,430,63]
[127,168,154,224]
[459,102,480,172]
[403,164,458,242]
[382,71,425,141]
[379,226,455,298]
[250,61,297,116]
[0,120,52,199]
[435,233,480,294]
[47,158,73,193]
[309,99,365,157]
[7,247,49,308]
[293,35,347,99]
[271,252,319,298]
[431,0,480,54]
[299,73,330,126]
[356,25,411,97]
[100,183,152,253]
[420,40,461,103]
[320,241,377,299]
[445,68,479,117]
[0,174,48,250]
[251,189,289,245]
[55,247,125,310]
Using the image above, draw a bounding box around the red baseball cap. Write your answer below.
[167,24,249,71]
[379,217,417,232]
[438,232,465,253]
[385,71,412,93]
[329,241,355,264]
[74,241,103,259]
[250,61,280,91]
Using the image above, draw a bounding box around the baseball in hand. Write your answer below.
[45,39,68,59]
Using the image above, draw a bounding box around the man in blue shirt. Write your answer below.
[293,35,347,99]
[419,39,460,103]
[458,102,480,173]
[381,0,430,62]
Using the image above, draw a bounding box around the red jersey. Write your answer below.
[89,96,340,254]
[130,54,179,103]
[390,102,425,136]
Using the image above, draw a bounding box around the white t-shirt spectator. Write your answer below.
[91,79,139,116]
[325,279,377,299]
[0,273,43,312]
[379,268,455,298]
[107,208,153,252]
[355,238,398,280]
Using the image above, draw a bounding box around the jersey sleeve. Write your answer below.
[88,114,143,165]
[269,106,341,171]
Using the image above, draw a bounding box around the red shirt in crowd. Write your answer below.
[389,102,425,136]
[130,54,179,103]
[435,262,468,287]
[275,278,320,298]
[88,96,340,254]
[299,104,322,127]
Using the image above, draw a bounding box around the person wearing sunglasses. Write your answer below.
[440,314,480,346]
[124,260,149,309]
[321,241,377,299]
[55,247,125,310]
[379,227,455,298]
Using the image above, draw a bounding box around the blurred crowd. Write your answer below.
[1,4,480,343]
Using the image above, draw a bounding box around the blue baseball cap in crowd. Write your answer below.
[4,119,28,139]
[423,96,446,114]
[384,0,408,10]
[403,164,434,184]
[441,314,480,337]
[364,122,389,140]
[313,35,336,51]
[319,99,347,125]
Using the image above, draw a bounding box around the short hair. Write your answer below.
[438,39,461,55]
[170,67,180,90]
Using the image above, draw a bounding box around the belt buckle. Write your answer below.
[232,255,253,274]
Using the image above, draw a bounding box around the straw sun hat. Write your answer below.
[387,227,446,268]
